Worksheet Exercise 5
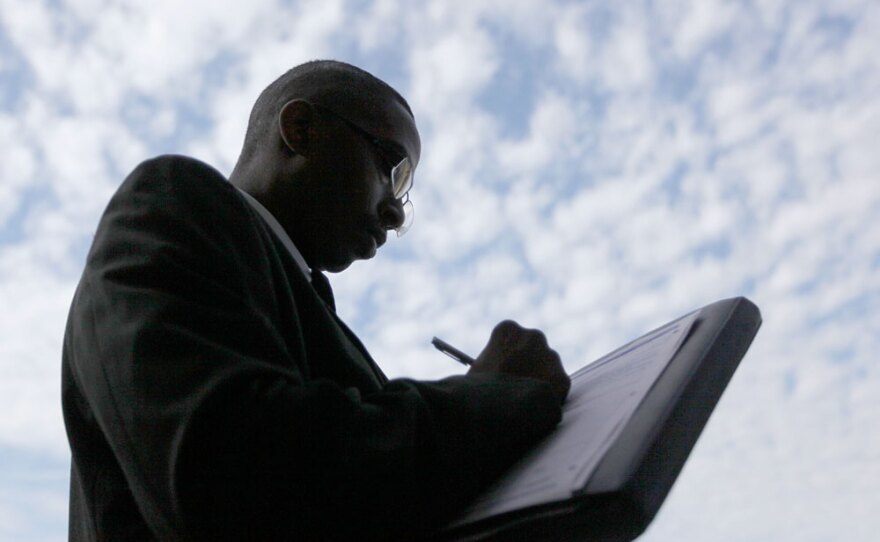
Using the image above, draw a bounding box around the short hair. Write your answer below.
[238,60,413,163]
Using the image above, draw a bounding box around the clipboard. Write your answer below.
[441,297,762,541]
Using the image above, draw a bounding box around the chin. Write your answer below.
[323,261,353,273]
[322,251,361,273]
[319,237,377,273]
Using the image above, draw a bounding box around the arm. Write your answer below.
[66,156,563,540]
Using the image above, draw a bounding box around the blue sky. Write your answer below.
[0,0,878,540]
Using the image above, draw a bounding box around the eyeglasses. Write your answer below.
[316,105,415,236]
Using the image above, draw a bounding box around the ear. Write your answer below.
[278,99,314,155]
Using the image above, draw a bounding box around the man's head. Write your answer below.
[230,60,421,273]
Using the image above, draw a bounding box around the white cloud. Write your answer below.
[355,0,403,52]
[1,0,879,540]
[0,271,73,455]
[670,0,738,59]
[408,21,500,112]
[552,4,654,91]
[0,117,38,226]
[553,4,594,83]
[598,8,653,92]
[495,93,581,175]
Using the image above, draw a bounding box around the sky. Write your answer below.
[0,0,877,540]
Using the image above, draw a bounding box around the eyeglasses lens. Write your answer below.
[397,199,414,237]
[391,157,413,199]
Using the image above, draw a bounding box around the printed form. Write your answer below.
[451,311,699,526]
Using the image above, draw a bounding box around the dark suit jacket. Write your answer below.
[62,155,562,541]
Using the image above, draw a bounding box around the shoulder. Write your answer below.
[130,154,226,181]
[92,155,261,258]
[103,154,256,227]
[120,154,234,202]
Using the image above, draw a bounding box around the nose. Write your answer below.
[378,196,405,231]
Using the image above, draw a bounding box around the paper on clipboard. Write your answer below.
[450,311,699,526]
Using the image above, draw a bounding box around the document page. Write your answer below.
[449,311,698,527]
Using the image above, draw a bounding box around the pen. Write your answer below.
[431,336,476,366]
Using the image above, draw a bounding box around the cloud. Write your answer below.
[495,92,582,175]
[670,0,738,60]
[408,22,500,112]
[0,118,38,227]
[1,0,879,539]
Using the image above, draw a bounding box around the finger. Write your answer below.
[492,319,524,339]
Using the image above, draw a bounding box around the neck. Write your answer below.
[229,154,323,271]
[230,155,268,193]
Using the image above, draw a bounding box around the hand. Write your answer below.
[468,320,571,405]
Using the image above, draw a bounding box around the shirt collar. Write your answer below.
[236,187,311,282]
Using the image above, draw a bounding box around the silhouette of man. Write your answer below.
[62,60,570,541]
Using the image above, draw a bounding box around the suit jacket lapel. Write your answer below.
[235,189,387,390]
[310,270,388,386]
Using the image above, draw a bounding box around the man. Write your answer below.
[62,60,570,541]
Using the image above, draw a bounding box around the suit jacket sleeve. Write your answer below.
[63,156,562,540]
